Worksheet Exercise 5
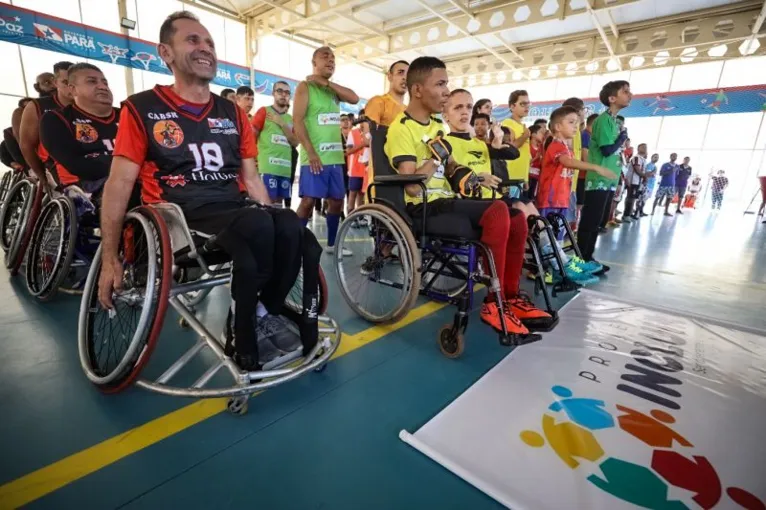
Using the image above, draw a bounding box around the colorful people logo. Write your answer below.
[74,122,98,144]
[520,385,764,510]
[152,120,184,149]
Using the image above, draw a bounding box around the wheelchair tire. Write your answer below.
[0,171,10,206]
[26,197,77,301]
[7,182,43,276]
[0,179,32,253]
[285,265,328,316]
[78,206,173,394]
[335,203,421,323]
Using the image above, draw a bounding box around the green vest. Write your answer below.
[257,106,293,178]
[299,82,344,166]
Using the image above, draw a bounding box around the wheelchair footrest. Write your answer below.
[553,279,580,294]
[499,332,543,347]
[521,311,559,333]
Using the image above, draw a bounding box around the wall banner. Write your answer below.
[492,84,766,121]
[0,2,364,111]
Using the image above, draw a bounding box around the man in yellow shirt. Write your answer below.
[502,90,532,192]
[384,56,546,338]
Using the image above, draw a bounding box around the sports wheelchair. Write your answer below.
[333,122,570,358]
[24,185,101,301]
[0,175,44,276]
[77,203,340,415]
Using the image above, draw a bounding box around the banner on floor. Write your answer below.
[0,2,364,112]
[401,290,766,510]
[492,84,766,121]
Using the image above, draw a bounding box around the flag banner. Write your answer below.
[401,289,766,510]
[492,85,766,122]
[0,2,365,111]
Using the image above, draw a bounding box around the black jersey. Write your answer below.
[40,104,119,188]
[32,94,67,169]
[120,85,250,218]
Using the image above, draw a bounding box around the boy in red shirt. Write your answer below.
[536,106,613,218]
[527,124,545,200]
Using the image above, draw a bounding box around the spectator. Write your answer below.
[625,143,647,219]
[653,153,678,216]
[675,156,692,214]
[710,170,729,210]
[636,153,659,217]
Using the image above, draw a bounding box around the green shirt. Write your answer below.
[257,106,294,178]
[299,82,344,166]
[586,111,621,191]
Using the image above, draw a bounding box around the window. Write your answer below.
[224,18,246,66]
[628,67,673,95]
[669,61,723,92]
[704,113,762,150]
[136,0,183,42]
[720,56,766,88]
[0,42,27,97]
[657,115,709,150]
[12,0,80,21]
[80,0,121,33]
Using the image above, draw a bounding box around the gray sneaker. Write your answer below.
[256,314,302,352]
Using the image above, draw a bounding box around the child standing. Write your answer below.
[528,124,545,199]
[536,105,615,283]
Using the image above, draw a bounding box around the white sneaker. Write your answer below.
[326,245,352,256]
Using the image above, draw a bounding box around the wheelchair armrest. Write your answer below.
[374,174,428,185]
[500,179,525,188]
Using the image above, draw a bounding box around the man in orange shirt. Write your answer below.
[97,11,307,370]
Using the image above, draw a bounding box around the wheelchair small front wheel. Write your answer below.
[437,323,464,359]
[227,396,249,415]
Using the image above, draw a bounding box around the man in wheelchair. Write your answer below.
[97,11,312,371]
[384,56,548,339]
[39,63,121,211]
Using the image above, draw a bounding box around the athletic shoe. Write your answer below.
[507,294,552,323]
[571,255,603,274]
[563,261,599,285]
[257,314,302,353]
[326,245,352,256]
[526,271,552,284]
[480,301,529,335]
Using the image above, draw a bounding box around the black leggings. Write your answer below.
[577,190,611,261]
[188,204,303,357]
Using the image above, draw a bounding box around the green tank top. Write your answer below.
[257,106,293,178]
[299,82,344,166]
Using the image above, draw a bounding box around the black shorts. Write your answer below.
[406,198,522,238]
[184,198,257,235]
[576,178,586,205]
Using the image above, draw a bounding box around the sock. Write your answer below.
[478,201,510,301]
[300,217,309,228]
[504,211,528,299]
[255,302,268,318]
[326,213,340,247]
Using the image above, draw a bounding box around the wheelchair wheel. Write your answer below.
[437,323,464,359]
[421,253,469,298]
[6,182,43,275]
[0,171,11,205]
[335,204,421,323]
[25,197,77,301]
[285,265,328,315]
[0,179,33,253]
[78,206,172,393]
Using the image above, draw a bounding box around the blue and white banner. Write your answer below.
[492,85,766,121]
[0,1,365,111]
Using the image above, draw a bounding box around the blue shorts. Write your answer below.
[298,164,346,200]
[263,174,292,200]
[348,176,364,192]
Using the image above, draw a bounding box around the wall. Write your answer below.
[468,57,766,209]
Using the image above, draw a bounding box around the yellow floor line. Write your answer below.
[0,298,451,510]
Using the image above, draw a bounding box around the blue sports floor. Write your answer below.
[0,208,765,509]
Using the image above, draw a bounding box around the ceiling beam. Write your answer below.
[585,0,622,71]
[444,6,765,86]
[740,0,766,54]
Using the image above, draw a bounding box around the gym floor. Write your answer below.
[0,208,764,510]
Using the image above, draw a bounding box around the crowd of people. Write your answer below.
[0,8,739,364]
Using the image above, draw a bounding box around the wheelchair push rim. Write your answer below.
[0,179,33,253]
[25,197,77,300]
[78,207,172,391]
[6,182,44,274]
[334,203,421,323]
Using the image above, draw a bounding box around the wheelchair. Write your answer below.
[24,185,101,301]
[333,122,557,358]
[76,203,340,415]
[0,166,26,206]
[0,175,44,276]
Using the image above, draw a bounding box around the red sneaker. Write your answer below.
[507,294,554,330]
[481,301,529,335]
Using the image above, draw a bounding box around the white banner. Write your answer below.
[401,290,766,510]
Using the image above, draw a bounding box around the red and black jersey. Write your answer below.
[114,85,255,219]
[32,94,66,169]
[39,104,119,189]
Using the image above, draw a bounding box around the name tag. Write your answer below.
[268,157,291,167]
[319,143,343,152]
[271,134,289,146]
[318,113,340,125]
